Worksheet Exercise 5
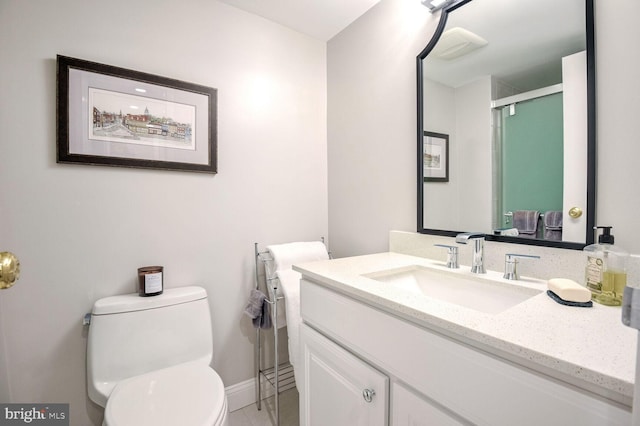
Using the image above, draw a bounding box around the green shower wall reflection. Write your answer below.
[499,92,564,229]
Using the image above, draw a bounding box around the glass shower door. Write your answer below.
[498,93,564,232]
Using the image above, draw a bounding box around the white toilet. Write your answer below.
[87,286,229,426]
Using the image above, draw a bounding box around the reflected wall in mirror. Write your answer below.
[417,0,595,249]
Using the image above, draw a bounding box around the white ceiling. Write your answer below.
[216,0,586,92]
[217,0,382,41]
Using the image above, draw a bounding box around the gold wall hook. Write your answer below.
[0,252,20,289]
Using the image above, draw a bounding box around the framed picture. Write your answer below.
[56,55,217,173]
[423,131,449,182]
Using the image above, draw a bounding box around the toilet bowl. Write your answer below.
[104,362,228,426]
[87,286,229,426]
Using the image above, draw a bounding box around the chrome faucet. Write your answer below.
[455,232,486,274]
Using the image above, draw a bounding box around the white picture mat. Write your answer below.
[68,68,210,165]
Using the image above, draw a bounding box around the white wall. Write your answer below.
[423,78,457,229]
[593,0,640,252]
[422,76,492,232]
[452,77,493,231]
[328,0,640,257]
[327,0,435,258]
[0,0,327,424]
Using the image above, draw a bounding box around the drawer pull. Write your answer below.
[362,388,375,403]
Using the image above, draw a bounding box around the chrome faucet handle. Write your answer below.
[434,244,459,269]
[503,253,540,280]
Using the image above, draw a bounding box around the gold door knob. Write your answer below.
[568,207,583,219]
[0,252,20,289]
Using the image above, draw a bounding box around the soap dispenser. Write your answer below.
[584,226,629,306]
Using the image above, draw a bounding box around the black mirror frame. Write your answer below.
[416,0,596,250]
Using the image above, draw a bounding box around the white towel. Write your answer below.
[267,241,329,272]
[265,282,287,330]
[499,228,519,237]
[276,269,303,382]
[266,241,329,383]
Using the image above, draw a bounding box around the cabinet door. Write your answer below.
[300,324,388,426]
[392,383,467,426]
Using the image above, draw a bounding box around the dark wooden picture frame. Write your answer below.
[423,131,449,182]
[56,55,217,173]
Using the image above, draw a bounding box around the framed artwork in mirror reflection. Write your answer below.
[423,131,449,182]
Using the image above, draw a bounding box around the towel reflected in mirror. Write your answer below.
[513,210,540,239]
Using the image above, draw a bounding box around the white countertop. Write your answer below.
[293,251,637,406]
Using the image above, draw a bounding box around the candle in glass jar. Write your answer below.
[138,266,163,297]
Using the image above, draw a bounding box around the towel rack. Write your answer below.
[253,239,330,425]
[505,211,546,218]
[253,243,295,426]
[504,211,545,229]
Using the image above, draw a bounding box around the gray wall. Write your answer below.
[0,310,9,402]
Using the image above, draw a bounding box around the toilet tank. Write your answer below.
[87,286,213,407]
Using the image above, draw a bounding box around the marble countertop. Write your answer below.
[293,252,637,406]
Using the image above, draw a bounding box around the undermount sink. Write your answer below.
[363,265,542,315]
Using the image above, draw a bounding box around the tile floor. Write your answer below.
[228,388,300,426]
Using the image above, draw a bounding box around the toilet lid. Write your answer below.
[104,363,227,426]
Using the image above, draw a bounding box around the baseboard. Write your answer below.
[225,377,277,412]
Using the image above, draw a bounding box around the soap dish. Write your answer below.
[547,290,593,308]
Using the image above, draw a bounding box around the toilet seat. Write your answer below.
[104,362,228,426]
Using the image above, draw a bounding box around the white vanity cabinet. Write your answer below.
[299,278,631,426]
[300,324,388,425]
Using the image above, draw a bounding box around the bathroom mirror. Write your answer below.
[417,0,595,249]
